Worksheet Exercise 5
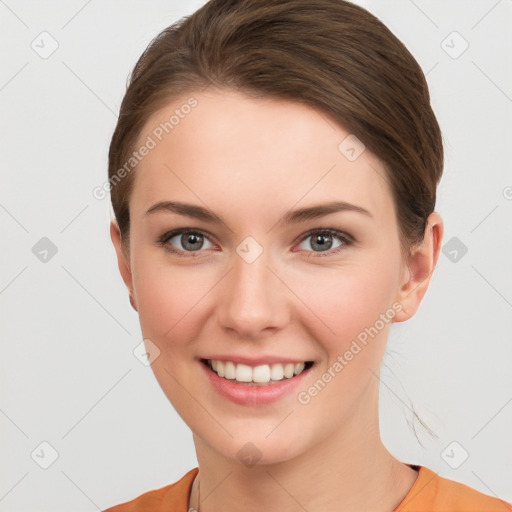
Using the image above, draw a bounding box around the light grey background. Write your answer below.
[1,1,511,510]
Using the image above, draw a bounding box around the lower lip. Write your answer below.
[200,360,312,406]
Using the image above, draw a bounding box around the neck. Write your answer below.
[191,383,418,512]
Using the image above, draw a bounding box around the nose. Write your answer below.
[216,248,289,340]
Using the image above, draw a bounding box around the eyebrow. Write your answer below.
[145,200,372,226]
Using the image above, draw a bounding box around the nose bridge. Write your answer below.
[217,242,287,337]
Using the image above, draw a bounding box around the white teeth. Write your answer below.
[294,362,305,374]
[224,361,236,380]
[283,363,295,378]
[253,364,271,383]
[235,363,253,382]
[207,359,310,383]
[270,363,284,381]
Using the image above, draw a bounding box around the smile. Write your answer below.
[200,357,315,405]
[202,359,314,385]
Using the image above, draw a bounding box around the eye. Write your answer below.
[158,227,353,258]
[295,229,353,256]
[158,229,215,256]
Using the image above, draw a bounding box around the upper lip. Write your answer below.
[200,355,314,366]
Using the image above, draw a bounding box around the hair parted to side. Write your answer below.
[108,0,443,253]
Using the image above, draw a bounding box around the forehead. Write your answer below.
[130,88,394,226]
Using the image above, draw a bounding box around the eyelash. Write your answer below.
[157,227,354,258]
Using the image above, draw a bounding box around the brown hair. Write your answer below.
[108,0,443,253]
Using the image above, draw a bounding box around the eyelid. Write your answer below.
[291,228,354,257]
[158,227,218,256]
[158,227,354,257]
[160,227,217,244]
[293,227,354,246]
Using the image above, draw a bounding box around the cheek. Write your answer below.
[289,262,400,427]
[287,257,401,358]
[132,255,218,348]
[133,245,401,352]
[132,259,217,412]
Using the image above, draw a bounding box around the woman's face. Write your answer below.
[114,88,416,465]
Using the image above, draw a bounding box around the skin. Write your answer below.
[111,88,443,512]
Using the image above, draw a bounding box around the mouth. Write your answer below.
[200,358,315,386]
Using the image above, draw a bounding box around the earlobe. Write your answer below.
[394,212,444,322]
[110,220,138,312]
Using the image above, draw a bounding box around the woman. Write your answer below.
[104,0,511,510]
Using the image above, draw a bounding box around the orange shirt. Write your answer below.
[103,465,512,512]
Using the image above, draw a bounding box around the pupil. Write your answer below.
[313,234,332,251]
[183,233,202,251]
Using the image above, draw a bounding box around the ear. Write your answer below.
[393,212,444,322]
[110,220,138,312]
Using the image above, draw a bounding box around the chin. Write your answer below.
[198,426,309,468]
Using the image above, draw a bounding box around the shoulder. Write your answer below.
[103,467,199,512]
[396,465,512,512]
